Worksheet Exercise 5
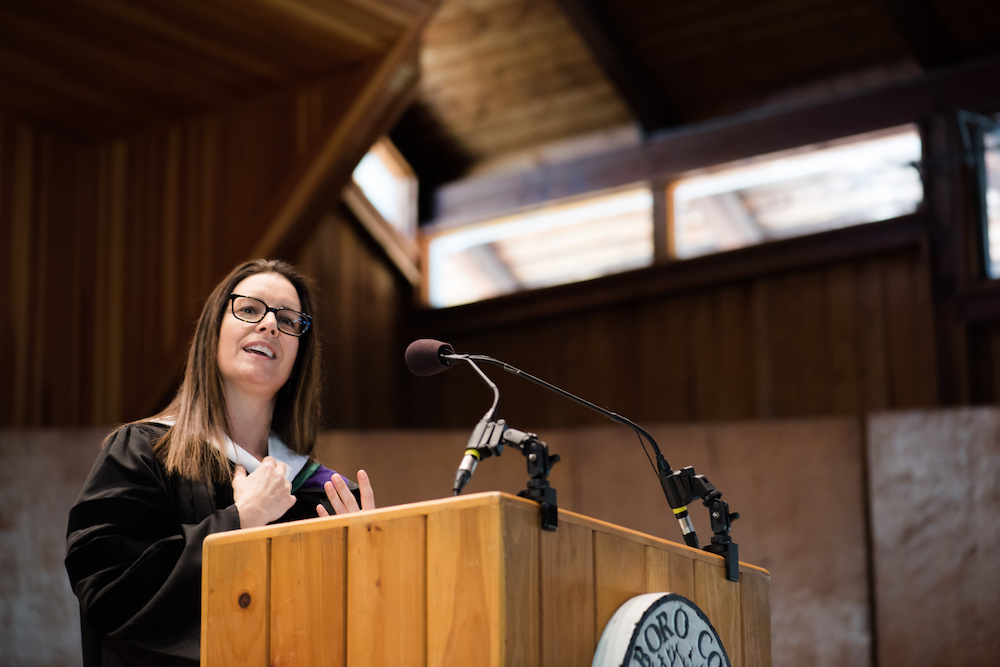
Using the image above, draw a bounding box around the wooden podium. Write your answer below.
[201,492,770,666]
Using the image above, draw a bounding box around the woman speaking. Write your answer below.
[66,259,375,666]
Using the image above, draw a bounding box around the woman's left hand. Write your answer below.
[317,469,375,516]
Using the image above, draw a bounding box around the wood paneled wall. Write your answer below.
[296,207,413,429]
[1,63,412,427]
[403,241,938,429]
[6,45,997,433]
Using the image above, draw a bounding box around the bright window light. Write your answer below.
[983,125,1000,278]
[426,187,654,308]
[672,126,924,259]
[352,139,416,238]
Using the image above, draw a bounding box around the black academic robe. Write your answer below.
[65,423,353,667]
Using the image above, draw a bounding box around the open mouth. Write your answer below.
[244,344,275,359]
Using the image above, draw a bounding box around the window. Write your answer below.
[420,126,925,309]
[671,126,924,259]
[351,138,417,239]
[425,187,654,308]
[982,123,1000,278]
[346,138,421,286]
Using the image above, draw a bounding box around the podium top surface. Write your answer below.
[204,490,768,579]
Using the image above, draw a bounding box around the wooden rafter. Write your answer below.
[249,1,440,261]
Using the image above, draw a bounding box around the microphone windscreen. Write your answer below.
[405,339,457,376]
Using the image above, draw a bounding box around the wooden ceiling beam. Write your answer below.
[553,0,680,133]
[249,0,440,261]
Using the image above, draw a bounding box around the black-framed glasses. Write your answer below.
[228,294,312,336]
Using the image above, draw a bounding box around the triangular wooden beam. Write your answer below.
[249,0,440,262]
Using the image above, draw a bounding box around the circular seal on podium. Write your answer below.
[592,593,730,667]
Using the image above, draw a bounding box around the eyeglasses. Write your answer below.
[228,294,312,336]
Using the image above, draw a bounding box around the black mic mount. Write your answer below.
[458,418,560,531]
[661,466,740,583]
[441,353,561,531]
[406,339,740,580]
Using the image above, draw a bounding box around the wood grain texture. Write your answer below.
[0,0,435,429]
[410,0,630,161]
[0,55,417,428]
[427,502,503,666]
[501,501,541,667]
[197,492,761,666]
[646,546,696,601]
[201,537,269,666]
[270,528,347,666]
[593,530,646,641]
[540,520,595,666]
[694,558,742,666]
[346,515,426,665]
[741,566,772,667]
[0,0,417,137]
[407,243,937,430]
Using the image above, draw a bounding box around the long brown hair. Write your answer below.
[150,259,323,481]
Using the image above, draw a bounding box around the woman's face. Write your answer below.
[217,272,302,403]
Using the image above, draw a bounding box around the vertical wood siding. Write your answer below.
[404,246,938,429]
[2,67,383,427]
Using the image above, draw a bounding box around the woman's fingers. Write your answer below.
[357,469,376,510]
[321,470,376,515]
[323,474,357,514]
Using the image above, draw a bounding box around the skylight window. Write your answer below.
[671,126,924,259]
[982,123,1000,278]
[426,187,654,308]
[351,138,416,238]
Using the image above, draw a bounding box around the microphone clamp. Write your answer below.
[453,418,560,531]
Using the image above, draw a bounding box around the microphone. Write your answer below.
[404,339,457,376]
[404,338,700,548]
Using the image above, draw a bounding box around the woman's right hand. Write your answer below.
[232,457,296,528]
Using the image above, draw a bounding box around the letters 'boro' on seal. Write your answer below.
[593,592,730,667]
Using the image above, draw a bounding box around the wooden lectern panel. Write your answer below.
[593,531,646,638]
[201,536,269,666]
[696,559,742,665]
[202,492,770,666]
[270,529,347,665]
[540,520,595,666]
[346,514,426,664]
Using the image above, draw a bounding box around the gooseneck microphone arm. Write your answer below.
[447,352,658,448]
[451,358,501,495]
[440,350,701,549]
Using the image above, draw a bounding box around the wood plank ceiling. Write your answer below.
[391,0,1000,199]
[0,0,425,137]
[3,0,1000,212]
